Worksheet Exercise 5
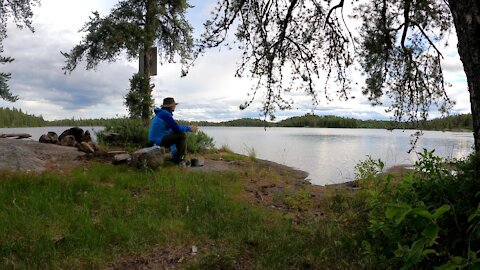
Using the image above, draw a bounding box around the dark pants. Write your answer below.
[160,132,187,160]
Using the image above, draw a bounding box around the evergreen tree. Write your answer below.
[62,0,193,120]
[0,0,40,101]
[124,73,153,120]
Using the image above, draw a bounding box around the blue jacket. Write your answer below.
[148,107,191,146]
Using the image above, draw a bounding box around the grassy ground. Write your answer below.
[0,153,369,269]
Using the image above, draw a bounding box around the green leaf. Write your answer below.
[421,249,436,256]
[394,243,406,257]
[452,256,463,264]
[386,203,412,225]
[432,205,451,220]
[467,206,480,222]
[435,262,458,270]
[421,224,440,245]
[413,208,433,220]
[468,250,477,261]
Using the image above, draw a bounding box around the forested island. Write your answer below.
[0,107,473,131]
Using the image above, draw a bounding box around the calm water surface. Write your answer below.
[200,127,474,185]
[0,126,473,185]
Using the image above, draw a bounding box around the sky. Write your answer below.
[0,0,471,122]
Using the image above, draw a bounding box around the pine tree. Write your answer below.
[0,0,40,101]
[62,0,193,120]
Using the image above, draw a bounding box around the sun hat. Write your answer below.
[161,97,178,108]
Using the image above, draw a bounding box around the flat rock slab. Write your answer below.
[0,138,85,172]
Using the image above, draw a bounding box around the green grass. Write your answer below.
[0,162,367,269]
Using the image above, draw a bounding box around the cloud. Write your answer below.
[0,0,472,122]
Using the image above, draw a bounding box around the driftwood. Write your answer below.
[0,133,32,139]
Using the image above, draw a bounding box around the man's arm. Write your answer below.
[158,110,192,133]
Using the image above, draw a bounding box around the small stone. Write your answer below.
[113,153,131,165]
[87,141,99,151]
[191,245,198,256]
[51,235,65,244]
[107,150,128,156]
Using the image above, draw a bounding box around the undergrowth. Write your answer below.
[358,150,480,269]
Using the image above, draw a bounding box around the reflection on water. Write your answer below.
[201,127,474,185]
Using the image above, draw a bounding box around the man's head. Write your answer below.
[161,97,178,111]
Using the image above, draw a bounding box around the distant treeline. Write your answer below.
[0,107,473,131]
[183,113,473,131]
[0,107,45,127]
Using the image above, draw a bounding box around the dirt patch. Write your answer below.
[105,246,192,270]
[0,138,86,172]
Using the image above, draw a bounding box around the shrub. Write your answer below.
[359,150,480,269]
[186,131,215,153]
[97,120,214,154]
[97,118,149,149]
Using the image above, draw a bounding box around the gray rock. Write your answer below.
[60,135,77,147]
[39,132,58,144]
[132,146,165,169]
[87,141,99,151]
[107,150,128,156]
[113,153,131,165]
[78,142,95,153]
[131,146,166,160]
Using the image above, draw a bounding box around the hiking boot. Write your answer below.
[172,155,185,164]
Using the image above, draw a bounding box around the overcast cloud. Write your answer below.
[0,0,470,122]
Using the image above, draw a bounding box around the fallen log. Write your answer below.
[0,133,32,139]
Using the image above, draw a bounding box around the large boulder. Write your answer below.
[60,135,77,147]
[39,132,58,144]
[59,127,84,143]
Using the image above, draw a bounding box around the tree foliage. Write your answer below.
[62,0,194,119]
[198,0,454,123]
[62,0,193,72]
[124,73,154,119]
[0,0,40,102]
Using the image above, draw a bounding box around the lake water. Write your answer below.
[199,127,474,185]
[0,126,474,185]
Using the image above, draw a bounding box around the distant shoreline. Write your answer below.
[0,107,473,132]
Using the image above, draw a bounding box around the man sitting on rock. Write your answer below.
[148,97,197,164]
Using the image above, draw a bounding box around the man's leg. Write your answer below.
[160,133,187,162]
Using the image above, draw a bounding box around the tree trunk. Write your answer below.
[141,0,157,121]
[449,1,480,153]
